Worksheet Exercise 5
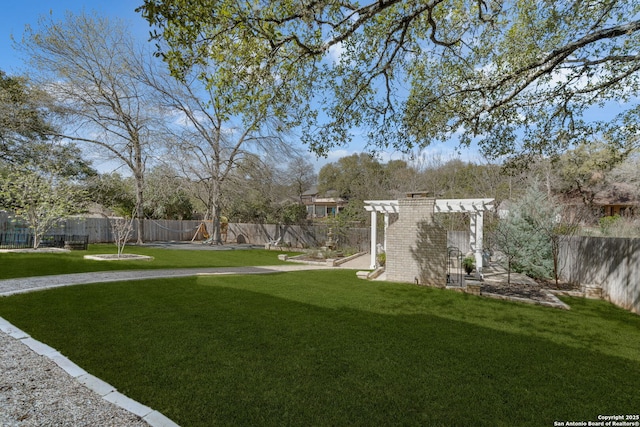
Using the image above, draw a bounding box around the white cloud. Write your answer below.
[326,41,345,65]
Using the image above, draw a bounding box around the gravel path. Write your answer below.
[0,265,332,296]
[0,331,149,427]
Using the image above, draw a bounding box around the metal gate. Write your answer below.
[447,246,465,287]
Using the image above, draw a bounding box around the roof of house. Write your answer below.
[594,182,639,206]
[302,186,342,200]
[301,185,318,196]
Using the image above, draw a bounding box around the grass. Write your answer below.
[0,269,639,426]
[0,244,299,279]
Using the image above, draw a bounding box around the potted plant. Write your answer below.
[462,256,475,275]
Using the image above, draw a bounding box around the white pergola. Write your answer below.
[364,198,494,271]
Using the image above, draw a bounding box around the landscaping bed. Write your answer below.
[83,254,153,261]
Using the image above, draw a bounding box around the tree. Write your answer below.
[140,58,299,243]
[317,153,426,224]
[139,1,640,160]
[19,12,163,243]
[144,165,194,220]
[0,166,86,249]
[86,172,137,217]
[222,154,307,225]
[318,153,398,200]
[0,70,94,248]
[285,157,317,203]
[110,215,135,258]
[492,186,556,284]
[0,70,53,166]
[553,141,633,209]
[609,152,640,201]
[0,71,95,179]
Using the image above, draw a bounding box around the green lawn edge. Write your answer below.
[0,244,301,279]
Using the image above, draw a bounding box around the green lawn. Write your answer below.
[0,244,299,279]
[0,269,638,426]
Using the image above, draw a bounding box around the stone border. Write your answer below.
[281,251,368,267]
[84,254,154,261]
[0,317,179,427]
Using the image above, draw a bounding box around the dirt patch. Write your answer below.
[479,279,578,308]
[481,282,550,302]
[83,254,153,261]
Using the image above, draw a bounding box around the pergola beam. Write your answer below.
[363,200,399,214]
[434,198,494,212]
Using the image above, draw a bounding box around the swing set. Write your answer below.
[191,218,228,243]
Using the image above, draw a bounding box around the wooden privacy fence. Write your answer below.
[37,218,371,252]
[447,231,471,254]
[10,217,470,255]
[559,236,640,315]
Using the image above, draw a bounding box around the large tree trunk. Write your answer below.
[209,180,223,245]
[135,169,145,244]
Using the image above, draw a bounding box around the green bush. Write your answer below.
[462,256,475,274]
[599,215,621,236]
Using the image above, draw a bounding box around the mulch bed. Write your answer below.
[479,278,580,305]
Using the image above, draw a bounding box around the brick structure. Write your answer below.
[385,197,448,286]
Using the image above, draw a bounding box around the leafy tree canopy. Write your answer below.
[318,153,411,200]
[85,173,136,217]
[0,166,88,248]
[0,70,96,179]
[0,70,52,160]
[553,139,634,207]
[139,0,640,160]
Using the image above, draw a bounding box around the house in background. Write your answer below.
[301,186,348,219]
[593,182,638,217]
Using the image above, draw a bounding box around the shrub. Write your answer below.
[462,256,475,274]
[599,215,621,236]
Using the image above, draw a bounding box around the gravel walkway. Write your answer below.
[0,331,149,427]
[0,265,332,296]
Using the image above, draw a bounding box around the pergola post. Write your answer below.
[370,209,377,269]
[384,213,389,253]
[470,212,485,273]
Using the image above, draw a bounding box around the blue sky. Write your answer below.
[0,0,483,173]
[1,0,147,74]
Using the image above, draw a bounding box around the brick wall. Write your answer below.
[386,198,448,286]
